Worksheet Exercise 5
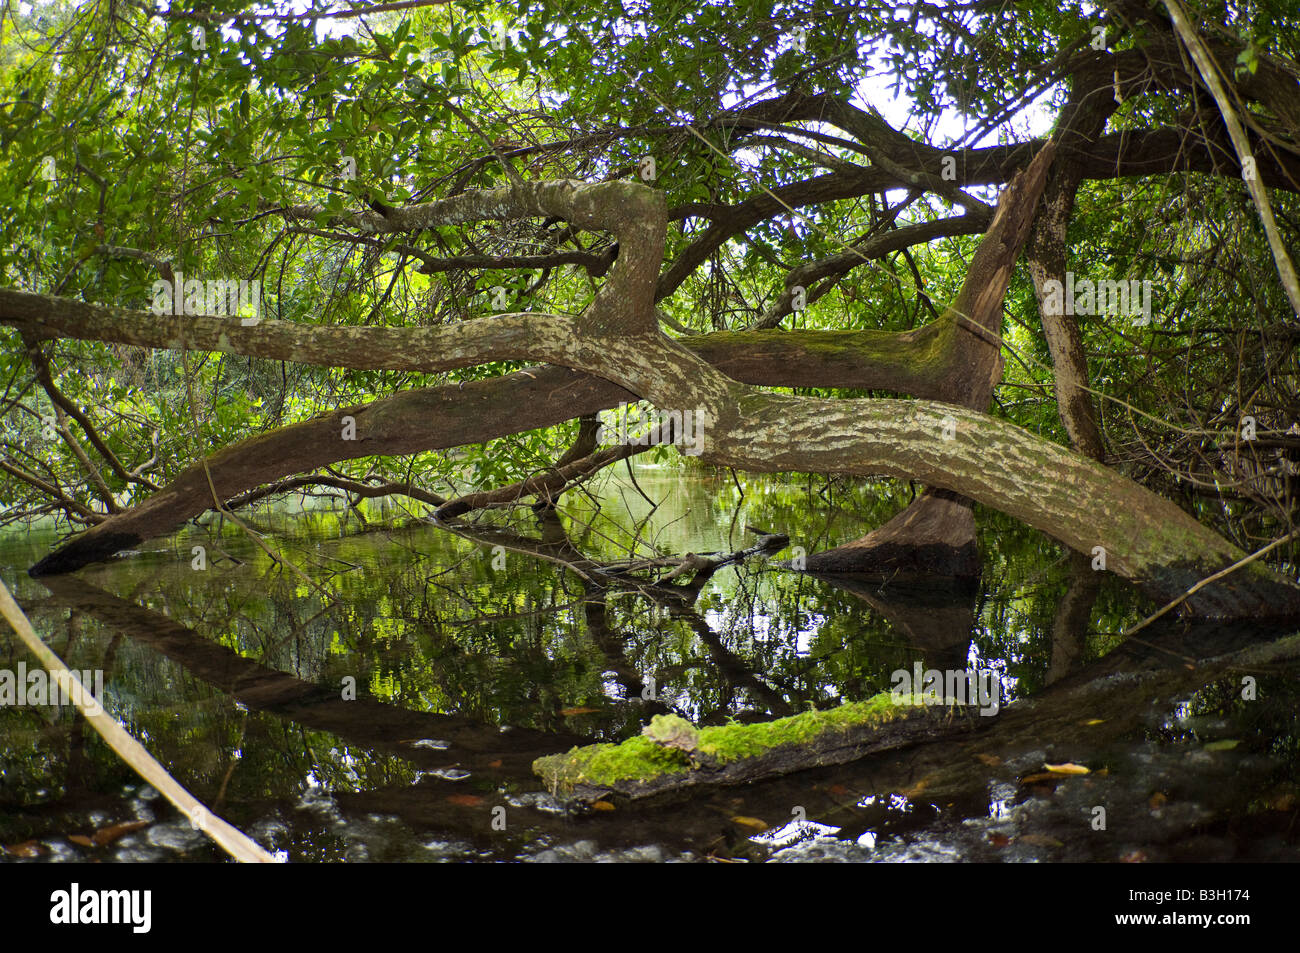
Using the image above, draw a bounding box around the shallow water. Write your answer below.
[2,464,1297,862]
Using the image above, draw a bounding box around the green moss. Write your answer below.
[534,691,922,793]
[697,691,905,763]
[534,735,692,791]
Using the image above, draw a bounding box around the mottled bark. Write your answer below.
[805,135,1057,575]
[9,173,1299,617]
[1024,66,1116,463]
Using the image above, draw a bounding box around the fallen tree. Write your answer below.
[6,148,1300,616]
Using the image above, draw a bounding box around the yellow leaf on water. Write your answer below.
[731,815,768,831]
[591,800,616,812]
[1044,762,1090,774]
[1082,719,1105,726]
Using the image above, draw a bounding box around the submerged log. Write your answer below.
[803,488,979,577]
[533,694,988,803]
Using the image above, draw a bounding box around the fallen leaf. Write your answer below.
[828,783,849,796]
[898,774,936,798]
[1044,762,1090,774]
[445,794,483,807]
[487,759,503,769]
[1081,718,1105,726]
[4,840,43,858]
[1204,739,1240,752]
[1020,834,1064,848]
[68,835,95,848]
[591,800,615,812]
[1018,772,1061,785]
[988,833,1011,847]
[92,820,150,847]
[731,815,768,831]
[1149,792,1168,811]
[975,753,1002,766]
[559,707,601,716]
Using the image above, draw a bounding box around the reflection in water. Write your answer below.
[1,464,1297,862]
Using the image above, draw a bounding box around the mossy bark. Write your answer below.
[9,171,1299,618]
[805,139,1054,575]
[534,693,986,803]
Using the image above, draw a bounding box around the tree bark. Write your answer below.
[805,126,1054,576]
[1024,64,1116,463]
[6,173,1297,618]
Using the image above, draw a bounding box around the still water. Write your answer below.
[2,464,1298,862]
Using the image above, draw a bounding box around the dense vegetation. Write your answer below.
[1,0,1297,609]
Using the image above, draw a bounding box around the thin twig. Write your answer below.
[1122,529,1300,638]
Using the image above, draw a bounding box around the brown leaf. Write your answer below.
[898,774,936,798]
[591,800,615,812]
[92,820,150,847]
[731,815,768,831]
[559,707,601,716]
[4,840,43,858]
[988,833,1011,847]
[445,794,483,807]
[1018,772,1061,785]
[1149,792,1168,811]
[828,783,849,796]
[1019,834,1064,848]
[975,753,1002,766]
[487,759,503,769]
[68,835,96,848]
[1268,792,1296,811]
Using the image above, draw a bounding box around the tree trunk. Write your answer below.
[5,171,1297,618]
[806,123,1049,575]
[803,487,980,577]
[809,63,1121,574]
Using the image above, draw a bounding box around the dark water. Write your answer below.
[2,464,1298,862]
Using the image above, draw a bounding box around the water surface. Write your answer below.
[2,465,1297,862]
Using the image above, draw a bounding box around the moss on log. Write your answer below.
[533,692,987,802]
